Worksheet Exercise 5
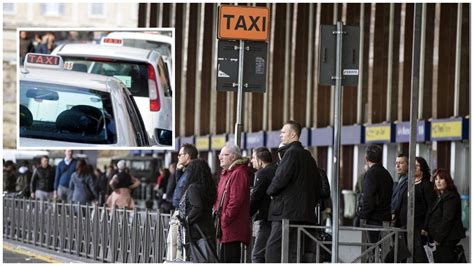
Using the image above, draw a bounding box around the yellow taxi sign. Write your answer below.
[218,5,270,42]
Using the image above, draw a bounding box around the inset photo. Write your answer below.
[18,29,175,149]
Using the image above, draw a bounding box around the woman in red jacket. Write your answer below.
[214,142,252,263]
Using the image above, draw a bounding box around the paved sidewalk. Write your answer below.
[2,239,96,263]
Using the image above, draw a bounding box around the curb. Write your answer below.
[2,239,95,263]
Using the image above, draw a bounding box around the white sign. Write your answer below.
[343,69,359,76]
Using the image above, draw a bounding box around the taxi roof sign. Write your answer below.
[218,5,270,42]
[24,53,64,70]
[101,37,123,46]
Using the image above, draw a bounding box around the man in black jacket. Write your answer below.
[30,156,55,201]
[359,144,393,243]
[250,147,277,263]
[265,121,321,263]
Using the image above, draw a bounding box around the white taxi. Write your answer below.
[19,53,150,148]
[52,38,173,146]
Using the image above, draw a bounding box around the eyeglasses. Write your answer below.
[178,153,186,157]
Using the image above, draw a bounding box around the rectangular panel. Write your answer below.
[365,123,394,143]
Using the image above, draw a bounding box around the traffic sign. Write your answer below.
[319,25,360,86]
[216,40,267,92]
[218,5,270,42]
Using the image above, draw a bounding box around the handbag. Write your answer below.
[214,178,231,240]
[187,223,219,263]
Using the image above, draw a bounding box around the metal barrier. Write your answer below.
[281,219,407,263]
[3,197,171,263]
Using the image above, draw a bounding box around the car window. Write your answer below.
[157,58,172,97]
[122,86,149,146]
[121,39,171,58]
[19,80,117,144]
[62,57,149,97]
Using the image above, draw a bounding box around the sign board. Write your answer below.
[217,40,267,92]
[395,121,429,143]
[218,5,270,42]
[365,124,394,143]
[211,135,227,150]
[195,136,210,151]
[319,25,360,86]
[431,118,468,141]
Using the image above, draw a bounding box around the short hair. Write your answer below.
[224,142,242,159]
[181,143,198,159]
[254,147,272,164]
[365,144,382,164]
[41,155,49,161]
[397,153,408,163]
[285,120,302,138]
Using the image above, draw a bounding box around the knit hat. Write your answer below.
[117,160,126,170]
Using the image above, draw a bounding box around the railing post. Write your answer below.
[22,198,27,243]
[360,218,368,262]
[143,209,151,262]
[131,207,138,262]
[10,197,15,239]
[281,219,290,263]
[111,206,117,263]
[156,211,163,263]
[85,204,91,258]
[101,205,108,262]
[52,200,58,249]
[69,201,73,254]
[92,203,99,261]
[394,229,399,263]
[76,203,82,256]
[121,208,128,262]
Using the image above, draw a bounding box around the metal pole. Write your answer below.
[234,40,245,148]
[407,3,422,263]
[331,21,343,263]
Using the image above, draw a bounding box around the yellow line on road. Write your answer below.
[3,242,62,263]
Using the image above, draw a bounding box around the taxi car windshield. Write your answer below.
[61,57,149,97]
[19,80,117,144]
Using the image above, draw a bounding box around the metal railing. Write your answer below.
[280,219,407,263]
[3,197,171,263]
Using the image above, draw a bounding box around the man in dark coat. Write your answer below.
[250,147,277,263]
[265,120,321,263]
[359,144,393,243]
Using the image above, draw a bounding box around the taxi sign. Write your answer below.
[101,37,123,46]
[24,53,63,70]
[218,5,270,42]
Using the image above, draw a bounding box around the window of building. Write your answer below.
[88,3,106,18]
[40,3,65,16]
[3,3,16,14]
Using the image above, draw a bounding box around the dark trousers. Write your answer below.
[433,240,459,263]
[219,241,242,263]
[413,225,428,263]
[251,220,271,263]
[265,221,299,263]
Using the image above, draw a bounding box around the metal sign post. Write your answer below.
[331,21,343,263]
[406,3,423,263]
[235,40,245,148]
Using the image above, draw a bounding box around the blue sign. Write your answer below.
[266,130,280,148]
[342,125,363,145]
[227,133,245,148]
[180,136,195,146]
[310,127,333,147]
[395,120,429,143]
[246,131,265,149]
[300,128,310,147]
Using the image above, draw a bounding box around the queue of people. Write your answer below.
[3,120,467,263]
